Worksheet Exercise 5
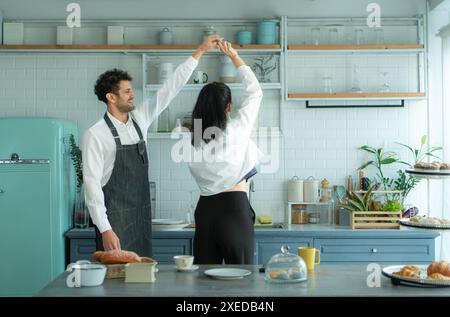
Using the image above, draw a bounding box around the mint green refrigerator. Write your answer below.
[0,117,77,296]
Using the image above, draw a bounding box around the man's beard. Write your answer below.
[117,102,135,113]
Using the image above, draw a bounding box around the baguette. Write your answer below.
[99,250,141,264]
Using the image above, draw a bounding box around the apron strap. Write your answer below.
[104,113,122,147]
[131,118,144,141]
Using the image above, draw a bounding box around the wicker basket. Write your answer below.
[105,257,156,279]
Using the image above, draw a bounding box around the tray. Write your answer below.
[399,218,450,229]
[382,265,450,288]
[406,168,450,179]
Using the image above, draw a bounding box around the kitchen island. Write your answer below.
[38,264,450,297]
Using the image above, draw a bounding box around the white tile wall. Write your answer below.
[0,53,428,222]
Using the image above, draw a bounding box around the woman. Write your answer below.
[188,40,263,264]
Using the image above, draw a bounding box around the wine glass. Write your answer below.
[379,71,390,93]
[350,64,363,93]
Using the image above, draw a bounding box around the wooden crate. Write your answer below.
[350,211,401,229]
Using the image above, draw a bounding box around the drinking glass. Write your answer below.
[379,71,391,92]
[374,28,384,45]
[354,28,364,45]
[311,27,320,46]
[350,64,363,93]
[322,76,333,94]
[328,28,339,45]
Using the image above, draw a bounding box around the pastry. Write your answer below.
[440,163,450,170]
[96,249,142,264]
[414,162,429,169]
[428,273,450,280]
[427,261,450,277]
[430,162,441,169]
[393,266,420,278]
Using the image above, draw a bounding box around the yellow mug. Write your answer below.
[298,247,320,271]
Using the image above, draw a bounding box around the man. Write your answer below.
[83,35,221,256]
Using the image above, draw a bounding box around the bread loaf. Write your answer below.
[427,261,450,277]
[99,250,142,264]
[91,251,105,262]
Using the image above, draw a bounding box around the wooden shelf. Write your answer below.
[288,44,424,50]
[146,83,282,91]
[288,92,426,99]
[0,44,281,51]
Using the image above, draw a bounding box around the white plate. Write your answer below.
[204,268,251,280]
[152,218,185,225]
[382,265,450,287]
[152,223,188,231]
[399,218,450,229]
[176,265,199,272]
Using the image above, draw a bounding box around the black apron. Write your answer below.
[94,113,152,257]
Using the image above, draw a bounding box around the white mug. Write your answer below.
[193,71,208,84]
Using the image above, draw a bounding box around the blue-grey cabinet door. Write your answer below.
[314,238,435,263]
[152,239,192,263]
[256,238,313,265]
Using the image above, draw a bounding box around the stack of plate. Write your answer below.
[152,219,188,231]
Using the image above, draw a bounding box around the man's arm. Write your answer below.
[134,35,223,130]
[82,131,121,250]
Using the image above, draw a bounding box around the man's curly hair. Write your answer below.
[94,68,133,104]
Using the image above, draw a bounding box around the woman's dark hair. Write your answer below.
[94,68,133,104]
[191,82,232,146]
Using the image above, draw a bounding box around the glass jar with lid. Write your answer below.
[265,245,307,283]
[291,204,308,224]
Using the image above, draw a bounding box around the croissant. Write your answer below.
[402,265,420,273]
[427,261,450,277]
[428,273,450,280]
[394,268,420,278]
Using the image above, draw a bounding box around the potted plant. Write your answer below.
[339,186,402,229]
[69,134,88,228]
[357,135,442,215]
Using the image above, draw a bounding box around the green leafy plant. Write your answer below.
[358,136,442,205]
[69,134,83,192]
[339,186,376,212]
[396,135,442,166]
[358,145,404,190]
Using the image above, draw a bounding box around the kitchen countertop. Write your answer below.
[66,225,440,239]
[38,264,450,297]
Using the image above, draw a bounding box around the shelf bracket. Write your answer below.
[305,99,405,108]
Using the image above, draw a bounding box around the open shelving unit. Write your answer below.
[284,16,427,106]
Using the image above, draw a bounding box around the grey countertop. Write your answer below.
[38,264,450,297]
[66,225,440,239]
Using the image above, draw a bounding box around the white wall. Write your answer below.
[0,0,429,222]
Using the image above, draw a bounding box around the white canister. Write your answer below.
[303,176,320,202]
[287,176,303,202]
[157,62,173,84]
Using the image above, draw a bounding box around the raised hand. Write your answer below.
[217,40,238,58]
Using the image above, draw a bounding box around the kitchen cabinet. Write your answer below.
[66,226,438,265]
[284,16,427,106]
[66,229,193,264]
[314,238,434,263]
[256,238,313,264]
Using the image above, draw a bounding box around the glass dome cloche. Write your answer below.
[265,244,308,283]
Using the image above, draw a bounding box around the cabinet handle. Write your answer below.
[371,248,378,253]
